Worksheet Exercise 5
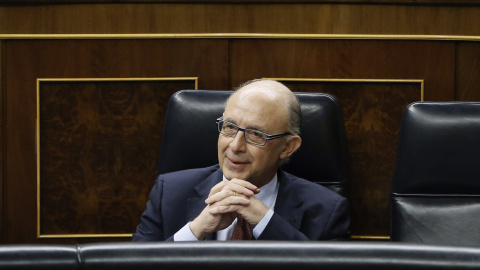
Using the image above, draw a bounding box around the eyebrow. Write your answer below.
[223,117,267,133]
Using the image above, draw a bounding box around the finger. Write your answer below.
[222,183,255,197]
[205,189,237,204]
[208,181,229,197]
[229,178,260,194]
[208,195,250,212]
[209,202,247,215]
[207,178,260,200]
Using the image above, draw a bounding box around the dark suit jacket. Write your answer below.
[132,165,350,241]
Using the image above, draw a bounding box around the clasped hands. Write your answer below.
[189,178,270,240]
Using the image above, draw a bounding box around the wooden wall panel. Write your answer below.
[229,40,454,99]
[277,80,421,238]
[1,4,480,36]
[456,42,480,101]
[0,40,4,242]
[37,79,196,237]
[2,36,479,243]
[230,39,455,237]
[3,39,228,243]
[2,0,480,4]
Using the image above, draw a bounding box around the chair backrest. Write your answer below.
[157,90,349,196]
[391,101,480,247]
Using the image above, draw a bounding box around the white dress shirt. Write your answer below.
[174,174,280,241]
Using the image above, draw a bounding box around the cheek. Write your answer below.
[217,136,228,160]
[248,147,266,164]
[255,144,283,163]
[218,136,228,152]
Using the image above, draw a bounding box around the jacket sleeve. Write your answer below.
[320,196,350,240]
[257,212,310,240]
[257,196,350,241]
[131,175,174,242]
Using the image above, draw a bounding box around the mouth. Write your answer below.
[226,156,250,169]
[228,157,249,165]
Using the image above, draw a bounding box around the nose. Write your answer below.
[229,130,247,152]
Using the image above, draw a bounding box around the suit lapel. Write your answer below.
[273,170,304,229]
[186,168,223,240]
[184,169,303,239]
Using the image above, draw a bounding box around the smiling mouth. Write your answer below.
[227,157,249,165]
[230,159,247,164]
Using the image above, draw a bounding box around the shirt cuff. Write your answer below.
[173,222,200,241]
[252,208,274,239]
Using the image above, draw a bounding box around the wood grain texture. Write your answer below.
[230,39,455,236]
[38,80,193,236]
[278,81,421,237]
[456,42,480,101]
[0,40,3,243]
[1,36,475,243]
[3,39,228,243]
[1,3,480,35]
[229,39,454,99]
[2,0,480,4]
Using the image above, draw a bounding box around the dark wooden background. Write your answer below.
[1,1,480,244]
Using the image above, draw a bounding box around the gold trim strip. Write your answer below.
[37,77,199,90]
[1,33,480,41]
[0,40,4,238]
[37,77,198,82]
[267,78,425,102]
[351,235,391,240]
[36,77,198,239]
[38,234,133,239]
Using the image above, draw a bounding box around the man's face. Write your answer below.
[218,88,290,187]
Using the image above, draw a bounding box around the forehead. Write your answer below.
[223,87,289,131]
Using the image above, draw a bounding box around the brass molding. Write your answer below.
[0,40,3,240]
[36,77,198,89]
[1,33,480,42]
[36,77,198,239]
[351,235,390,240]
[266,78,425,101]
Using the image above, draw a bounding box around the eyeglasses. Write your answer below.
[216,117,292,146]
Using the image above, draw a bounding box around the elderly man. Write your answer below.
[132,79,350,241]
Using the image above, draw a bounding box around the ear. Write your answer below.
[280,135,302,160]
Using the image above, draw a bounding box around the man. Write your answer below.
[132,79,350,241]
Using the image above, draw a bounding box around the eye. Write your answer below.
[223,122,237,133]
[224,122,236,130]
[245,130,267,144]
[251,131,264,138]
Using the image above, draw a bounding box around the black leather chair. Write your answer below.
[157,90,349,196]
[391,102,480,247]
[0,244,78,269]
[4,242,480,269]
[77,242,480,270]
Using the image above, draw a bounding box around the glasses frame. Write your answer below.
[216,117,292,146]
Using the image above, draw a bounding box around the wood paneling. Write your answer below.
[230,39,455,236]
[280,81,421,237]
[2,36,477,243]
[37,79,195,237]
[1,4,480,35]
[1,0,480,242]
[0,40,4,243]
[3,39,228,243]
[229,39,454,100]
[2,0,480,4]
[456,42,480,101]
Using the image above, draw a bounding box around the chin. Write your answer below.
[223,170,248,181]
